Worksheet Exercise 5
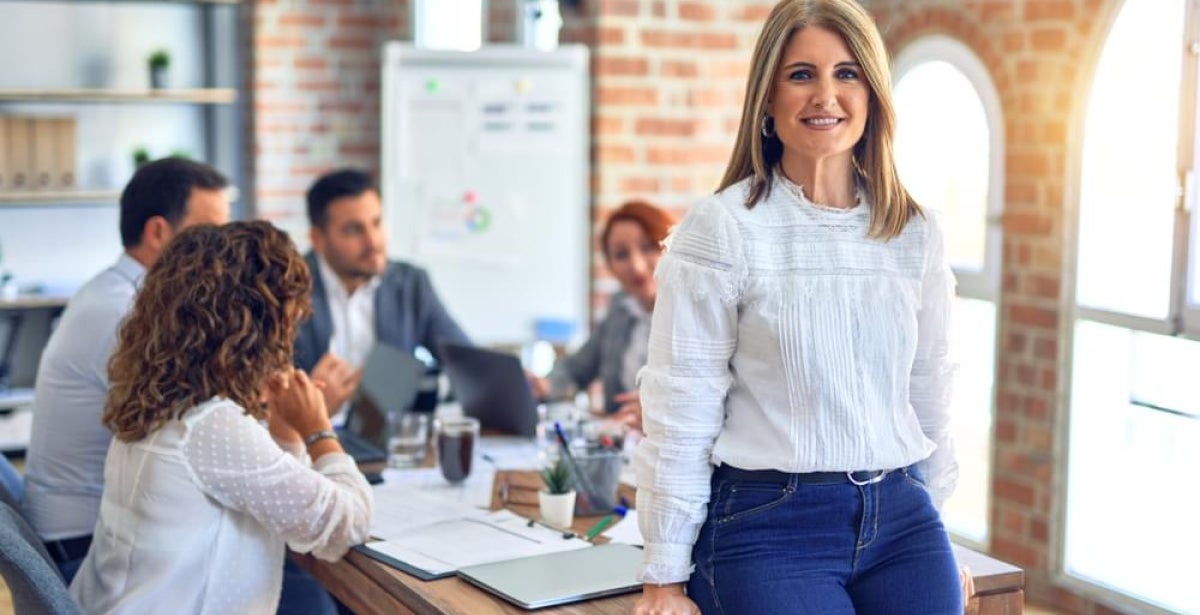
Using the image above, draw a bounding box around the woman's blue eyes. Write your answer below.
[787,68,860,81]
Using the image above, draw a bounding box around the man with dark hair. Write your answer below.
[23,158,231,581]
[294,168,469,409]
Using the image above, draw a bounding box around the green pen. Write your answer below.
[583,506,628,541]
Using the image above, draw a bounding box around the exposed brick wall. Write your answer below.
[560,0,776,311]
[250,0,411,243]
[859,1,1128,613]
[487,0,521,43]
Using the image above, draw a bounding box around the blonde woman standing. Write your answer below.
[633,1,960,613]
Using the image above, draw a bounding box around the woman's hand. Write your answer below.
[310,352,361,416]
[266,368,332,437]
[612,390,643,432]
[526,371,552,399]
[634,584,700,615]
[960,563,976,610]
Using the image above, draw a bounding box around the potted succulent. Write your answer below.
[147,49,170,89]
[538,456,576,528]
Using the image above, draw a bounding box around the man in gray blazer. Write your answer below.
[294,168,470,407]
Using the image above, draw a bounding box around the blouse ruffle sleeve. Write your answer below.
[634,197,745,584]
[910,213,959,509]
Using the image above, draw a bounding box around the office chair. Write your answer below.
[0,452,22,510]
[0,502,80,615]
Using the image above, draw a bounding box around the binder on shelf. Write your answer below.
[32,117,57,190]
[0,117,9,192]
[51,118,77,189]
[5,117,32,192]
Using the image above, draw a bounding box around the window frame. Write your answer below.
[1062,1,1200,612]
[1180,1,1200,337]
[892,35,1005,549]
[1073,0,1200,339]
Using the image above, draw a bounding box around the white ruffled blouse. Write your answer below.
[634,175,958,584]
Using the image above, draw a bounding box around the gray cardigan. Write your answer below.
[545,294,641,414]
[294,252,471,371]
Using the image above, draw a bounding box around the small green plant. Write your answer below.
[168,149,192,160]
[540,457,573,495]
[148,49,170,70]
[132,147,151,168]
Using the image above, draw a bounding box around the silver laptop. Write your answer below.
[456,543,643,610]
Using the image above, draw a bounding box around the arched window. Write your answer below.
[893,35,1003,546]
[1068,1,1200,613]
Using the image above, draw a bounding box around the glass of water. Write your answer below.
[387,412,430,469]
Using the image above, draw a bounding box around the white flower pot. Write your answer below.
[538,490,576,528]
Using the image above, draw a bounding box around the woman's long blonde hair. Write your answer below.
[104,221,312,442]
[719,0,921,239]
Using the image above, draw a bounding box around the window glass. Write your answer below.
[896,61,990,274]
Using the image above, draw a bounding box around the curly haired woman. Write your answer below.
[69,221,373,614]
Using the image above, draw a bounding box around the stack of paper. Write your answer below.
[365,509,589,579]
[361,485,590,580]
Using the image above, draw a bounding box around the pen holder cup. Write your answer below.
[569,449,623,516]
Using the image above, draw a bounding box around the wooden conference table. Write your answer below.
[295,470,1024,615]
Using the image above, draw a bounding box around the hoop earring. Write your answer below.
[760,115,776,139]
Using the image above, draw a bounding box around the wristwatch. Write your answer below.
[303,429,339,447]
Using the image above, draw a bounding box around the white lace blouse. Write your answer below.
[634,175,958,584]
[69,397,374,614]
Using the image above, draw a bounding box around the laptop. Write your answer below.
[336,342,427,467]
[456,543,643,610]
[437,343,539,437]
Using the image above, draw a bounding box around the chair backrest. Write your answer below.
[0,453,22,510]
[0,502,81,615]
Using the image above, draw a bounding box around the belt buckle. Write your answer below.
[846,469,887,486]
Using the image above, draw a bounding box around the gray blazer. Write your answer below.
[545,294,640,414]
[294,252,471,371]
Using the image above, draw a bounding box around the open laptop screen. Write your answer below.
[338,342,426,460]
[438,343,539,437]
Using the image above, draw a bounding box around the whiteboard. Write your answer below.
[381,43,590,346]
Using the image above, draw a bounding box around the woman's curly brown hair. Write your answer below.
[104,221,312,442]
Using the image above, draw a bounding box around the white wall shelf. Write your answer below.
[0,190,121,205]
[0,88,237,104]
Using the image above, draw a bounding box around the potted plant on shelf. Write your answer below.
[538,456,576,528]
[132,147,151,168]
[147,49,170,89]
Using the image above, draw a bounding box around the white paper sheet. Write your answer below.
[362,509,589,577]
[602,509,644,547]
[369,482,490,539]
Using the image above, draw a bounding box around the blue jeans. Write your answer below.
[278,556,338,615]
[687,466,961,615]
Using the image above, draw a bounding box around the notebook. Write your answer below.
[337,342,427,466]
[357,488,590,581]
[437,343,539,437]
[457,543,644,609]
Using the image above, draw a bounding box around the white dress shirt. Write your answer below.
[69,397,373,614]
[316,254,381,370]
[23,253,145,541]
[634,175,958,584]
